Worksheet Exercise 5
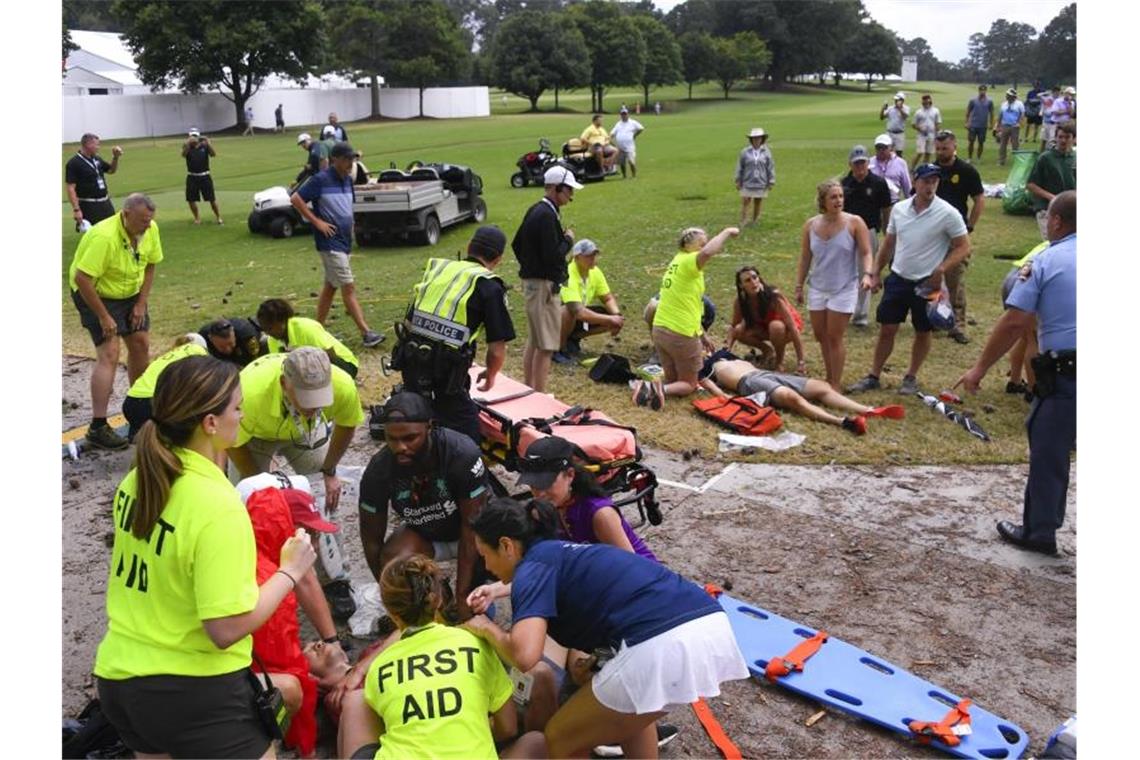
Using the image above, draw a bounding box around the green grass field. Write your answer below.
[61,80,1046,464]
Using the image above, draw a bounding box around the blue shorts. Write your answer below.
[876,272,932,332]
[967,126,988,144]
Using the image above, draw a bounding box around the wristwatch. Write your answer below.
[320,465,337,477]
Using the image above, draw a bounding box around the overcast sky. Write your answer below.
[650,0,1072,63]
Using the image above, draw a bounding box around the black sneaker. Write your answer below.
[593,723,680,757]
[85,424,129,451]
[323,579,357,621]
[631,380,652,407]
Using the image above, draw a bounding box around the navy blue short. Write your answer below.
[967,126,988,144]
[876,272,932,332]
[72,289,150,347]
[186,174,216,202]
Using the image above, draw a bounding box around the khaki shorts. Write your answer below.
[652,326,702,383]
[320,250,354,287]
[523,279,563,352]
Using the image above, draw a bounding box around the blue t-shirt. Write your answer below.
[1006,233,1076,353]
[510,540,720,652]
[966,97,993,129]
[296,167,354,253]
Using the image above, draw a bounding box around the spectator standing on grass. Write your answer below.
[181,129,223,225]
[65,132,122,228]
[995,88,1026,166]
[735,127,775,227]
[847,164,970,397]
[1039,85,1062,151]
[242,105,255,136]
[1025,80,1045,144]
[955,191,1076,556]
[513,165,580,393]
[965,85,995,162]
[1026,121,1076,240]
[275,103,285,133]
[291,142,385,349]
[911,93,942,166]
[325,112,348,142]
[870,134,912,204]
[610,107,645,179]
[842,145,893,328]
[933,130,985,344]
[879,92,910,155]
[68,193,161,451]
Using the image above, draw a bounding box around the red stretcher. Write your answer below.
[468,367,662,527]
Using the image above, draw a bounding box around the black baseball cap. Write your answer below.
[515,436,574,490]
[468,225,507,259]
[330,142,356,160]
[380,392,433,423]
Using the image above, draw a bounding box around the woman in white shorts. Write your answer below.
[465,498,748,759]
[796,180,873,391]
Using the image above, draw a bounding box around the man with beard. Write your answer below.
[358,392,489,620]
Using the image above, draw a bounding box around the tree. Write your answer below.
[382,0,471,117]
[630,14,682,107]
[112,0,324,128]
[679,31,717,99]
[710,32,770,100]
[1035,3,1075,85]
[325,0,394,119]
[837,22,901,91]
[983,19,1037,89]
[489,10,589,111]
[566,0,646,112]
[64,0,122,33]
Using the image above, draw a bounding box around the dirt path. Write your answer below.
[61,358,1074,757]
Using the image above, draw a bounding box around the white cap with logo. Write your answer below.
[543,165,584,189]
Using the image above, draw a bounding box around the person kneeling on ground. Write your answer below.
[699,349,904,435]
[257,297,360,379]
[122,332,208,441]
[556,239,624,362]
[338,554,547,759]
[727,265,806,372]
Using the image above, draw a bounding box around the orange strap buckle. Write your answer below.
[908,698,972,747]
[764,630,829,682]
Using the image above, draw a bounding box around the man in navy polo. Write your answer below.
[291,142,384,348]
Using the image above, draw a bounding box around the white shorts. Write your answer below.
[807,282,858,314]
[890,132,905,152]
[739,188,768,199]
[591,612,749,715]
[915,133,935,153]
[1042,123,1057,144]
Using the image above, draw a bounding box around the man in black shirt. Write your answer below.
[841,145,892,327]
[198,317,266,367]
[512,164,580,392]
[65,133,122,228]
[358,393,489,620]
[182,129,222,225]
[933,130,985,344]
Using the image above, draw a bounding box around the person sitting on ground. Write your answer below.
[727,266,805,373]
[1001,241,1050,398]
[122,332,208,441]
[699,349,904,436]
[556,239,624,361]
[358,392,489,621]
[636,226,740,409]
[463,498,750,759]
[338,554,547,760]
[257,297,360,378]
[92,355,317,759]
[580,113,618,173]
[198,316,266,368]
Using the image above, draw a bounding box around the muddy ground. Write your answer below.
[61,357,1075,758]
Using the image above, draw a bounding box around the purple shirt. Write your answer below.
[869,155,912,202]
[561,496,658,562]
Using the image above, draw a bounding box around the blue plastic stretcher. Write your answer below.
[715,590,1028,759]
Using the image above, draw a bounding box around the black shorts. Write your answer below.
[80,198,115,225]
[122,395,152,439]
[568,305,610,340]
[96,669,272,758]
[1026,114,1043,125]
[352,742,381,759]
[876,272,933,332]
[72,289,150,347]
[186,174,216,202]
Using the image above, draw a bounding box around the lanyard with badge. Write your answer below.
[282,399,331,450]
[78,152,106,192]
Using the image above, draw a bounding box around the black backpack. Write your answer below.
[62,699,129,759]
[589,353,636,384]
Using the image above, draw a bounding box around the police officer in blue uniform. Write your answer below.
[955,190,1076,554]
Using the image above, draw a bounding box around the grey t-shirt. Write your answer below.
[967,97,993,129]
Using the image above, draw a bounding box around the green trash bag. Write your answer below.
[1002,149,1039,215]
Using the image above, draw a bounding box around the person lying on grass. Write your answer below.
[698,349,904,435]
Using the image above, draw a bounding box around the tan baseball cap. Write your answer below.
[283,347,333,408]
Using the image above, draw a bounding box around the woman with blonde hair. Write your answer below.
[796,179,873,390]
[93,355,317,759]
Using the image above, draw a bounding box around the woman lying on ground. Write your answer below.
[463,498,750,759]
[727,265,806,373]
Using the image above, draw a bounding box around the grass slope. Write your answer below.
[62,81,1045,464]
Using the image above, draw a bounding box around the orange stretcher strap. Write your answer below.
[908,698,972,747]
[704,583,724,598]
[691,698,741,760]
[764,630,829,682]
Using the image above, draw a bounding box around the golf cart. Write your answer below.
[559,137,619,184]
[247,185,312,239]
[353,162,487,246]
[510,138,558,188]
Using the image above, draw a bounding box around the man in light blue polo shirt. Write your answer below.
[292,142,384,348]
[848,164,969,396]
[955,191,1076,555]
[995,88,1026,166]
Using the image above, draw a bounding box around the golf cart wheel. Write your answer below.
[510,172,527,188]
[472,198,488,223]
[269,215,294,239]
[247,210,264,233]
[417,214,441,246]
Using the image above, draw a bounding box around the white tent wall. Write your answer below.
[62,86,490,143]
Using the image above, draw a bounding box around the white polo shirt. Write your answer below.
[886,195,967,281]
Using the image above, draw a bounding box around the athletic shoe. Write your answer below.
[552,351,574,364]
[362,330,386,348]
[1005,380,1028,395]
[865,404,906,420]
[897,374,920,396]
[593,723,680,757]
[841,415,867,436]
[631,380,652,407]
[948,330,970,344]
[565,337,582,357]
[648,379,665,411]
[86,424,129,451]
[846,374,881,393]
[323,579,357,621]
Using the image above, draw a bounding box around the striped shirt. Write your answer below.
[296,167,354,252]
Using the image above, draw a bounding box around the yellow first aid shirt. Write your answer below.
[652,251,705,337]
[126,343,208,399]
[265,316,358,368]
[93,448,258,679]
[561,261,611,306]
[363,623,513,760]
[69,213,164,299]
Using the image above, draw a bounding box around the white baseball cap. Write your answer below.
[235,472,311,505]
[874,133,892,147]
[544,165,583,189]
[297,132,312,144]
[188,128,200,137]
[894,92,906,100]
